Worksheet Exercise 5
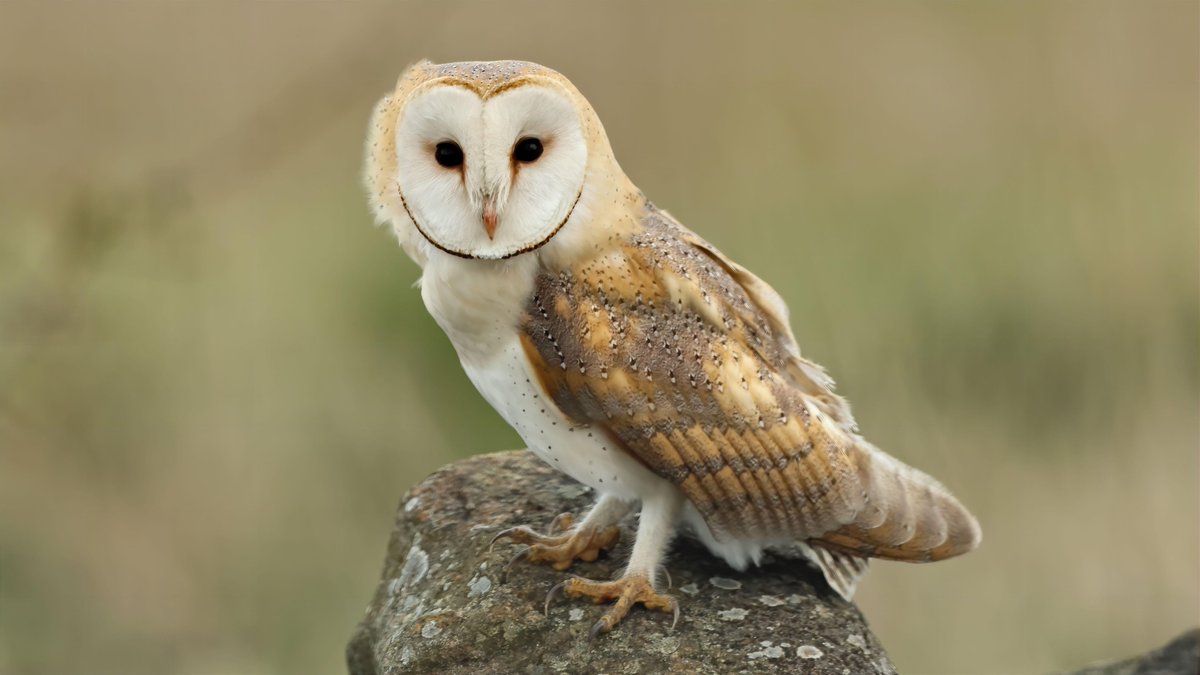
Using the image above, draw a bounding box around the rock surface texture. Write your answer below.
[1064,629,1200,675]
[347,451,896,675]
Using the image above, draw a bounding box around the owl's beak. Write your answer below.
[482,197,498,240]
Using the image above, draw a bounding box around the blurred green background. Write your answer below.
[1,2,1196,674]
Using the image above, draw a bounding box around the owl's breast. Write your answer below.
[419,254,539,367]
[420,253,670,502]
[459,334,668,503]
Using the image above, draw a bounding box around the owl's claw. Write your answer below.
[502,548,531,584]
[588,618,608,641]
[488,528,513,553]
[548,574,679,637]
[544,580,566,615]
[489,514,620,575]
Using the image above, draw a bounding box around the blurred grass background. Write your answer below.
[0,2,1196,673]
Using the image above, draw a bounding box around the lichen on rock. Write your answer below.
[347,450,897,675]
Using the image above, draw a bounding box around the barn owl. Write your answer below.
[365,60,981,637]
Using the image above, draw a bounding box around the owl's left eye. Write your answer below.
[512,137,543,163]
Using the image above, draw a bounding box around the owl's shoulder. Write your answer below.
[526,203,857,433]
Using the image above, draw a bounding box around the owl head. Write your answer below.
[365,60,626,264]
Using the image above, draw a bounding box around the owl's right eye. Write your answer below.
[434,141,464,168]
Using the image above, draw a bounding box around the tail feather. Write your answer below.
[799,542,869,600]
[817,440,982,563]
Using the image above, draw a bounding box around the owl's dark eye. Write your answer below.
[434,141,464,168]
[512,137,543,163]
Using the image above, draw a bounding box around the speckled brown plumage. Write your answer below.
[521,205,976,563]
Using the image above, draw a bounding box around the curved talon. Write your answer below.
[544,581,566,615]
[489,527,519,552]
[502,548,530,583]
[662,568,672,590]
[588,619,608,641]
[669,598,680,631]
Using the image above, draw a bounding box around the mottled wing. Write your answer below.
[664,214,859,435]
[521,208,979,562]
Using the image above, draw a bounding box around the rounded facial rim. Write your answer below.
[395,179,584,261]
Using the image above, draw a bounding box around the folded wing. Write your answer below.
[521,207,980,563]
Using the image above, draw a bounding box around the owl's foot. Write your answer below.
[545,573,679,638]
[490,512,621,575]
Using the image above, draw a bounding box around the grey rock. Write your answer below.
[1064,629,1200,675]
[347,450,896,675]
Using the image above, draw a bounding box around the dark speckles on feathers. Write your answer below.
[517,205,873,546]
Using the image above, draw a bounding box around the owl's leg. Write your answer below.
[547,489,684,637]
[491,493,632,574]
